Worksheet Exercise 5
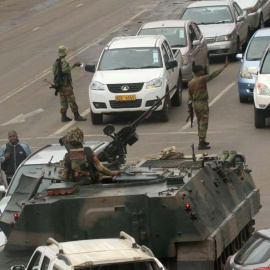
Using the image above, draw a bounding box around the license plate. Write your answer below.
[115,95,136,101]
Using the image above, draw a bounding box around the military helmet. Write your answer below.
[65,127,84,144]
[58,45,69,57]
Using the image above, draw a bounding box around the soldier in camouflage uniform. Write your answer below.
[53,46,86,122]
[61,127,121,185]
[188,57,229,150]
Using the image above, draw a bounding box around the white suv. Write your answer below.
[248,44,270,128]
[11,232,166,270]
[85,35,182,125]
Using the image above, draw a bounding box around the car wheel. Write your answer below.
[254,107,265,128]
[157,93,169,122]
[239,95,248,103]
[171,75,182,106]
[242,28,251,52]
[91,111,103,125]
[229,38,240,61]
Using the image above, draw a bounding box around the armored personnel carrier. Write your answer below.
[0,100,261,270]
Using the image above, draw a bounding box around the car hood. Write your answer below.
[93,69,163,84]
[198,24,235,38]
[258,74,270,86]
[235,0,257,10]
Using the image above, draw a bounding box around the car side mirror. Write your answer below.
[192,40,200,46]
[85,64,96,73]
[248,67,258,75]
[11,265,25,270]
[237,16,244,22]
[166,60,178,70]
[236,53,243,60]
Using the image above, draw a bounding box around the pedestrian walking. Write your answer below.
[53,45,86,122]
[188,57,229,150]
[0,131,31,185]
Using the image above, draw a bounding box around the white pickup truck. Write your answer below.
[11,232,166,270]
[85,35,183,124]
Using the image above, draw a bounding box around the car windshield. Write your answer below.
[234,233,270,265]
[246,36,270,61]
[139,27,187,47]
[261,51,270,74]
[75,260,160,270]
[98,48,163,70]
[182,6,233,24]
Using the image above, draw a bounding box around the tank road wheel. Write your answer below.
[157,93,169,122]
[91,111,103,125]
[254,107,265,128]
[171,75,183,106]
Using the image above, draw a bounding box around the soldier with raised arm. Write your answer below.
[188,57,229,150]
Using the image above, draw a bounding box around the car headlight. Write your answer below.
[215,35,234,42]
[146,78,162,89]
[182,55,189,66]
[256,83,270,95]
[239,67,253,79]
[90,81,105,90]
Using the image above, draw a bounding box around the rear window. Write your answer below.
[246,36,270,61]
[234,233,270,265]
[139,27,187,48]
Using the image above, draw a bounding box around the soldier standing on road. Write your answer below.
[188,57,229,150]
[53,45,86,122]
[61,127,121,185]
[0,130,31,185]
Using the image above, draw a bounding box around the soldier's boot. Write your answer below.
[74,112,87,121]
[199,137,210,146]
[198,141,211,150]
[61,113,72,122]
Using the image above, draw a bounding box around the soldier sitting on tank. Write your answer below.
[61,127,121,185]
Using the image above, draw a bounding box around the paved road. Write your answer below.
[0,0,269,230]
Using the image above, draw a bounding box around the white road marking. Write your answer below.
[2,108,44,126]
[179,82,236,131]
[0,9,148,105]
[48,108,90,137]
[76,4,83,7]
[32,27,41,31]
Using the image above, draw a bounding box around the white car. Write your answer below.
[11,232,166,270]
[85,35,183,125]
[137,20,209,83]
[234,0,270,30]
[248,43,270,128]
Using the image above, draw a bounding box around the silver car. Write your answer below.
[234,0,270,30]
[226,228,270,270]
[137,20,209,83]
[181,0,250,58]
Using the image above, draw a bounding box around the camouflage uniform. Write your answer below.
[53,46,86,122]
[61,127,114,185]
[53,50,79,114]
[188,66,226,141]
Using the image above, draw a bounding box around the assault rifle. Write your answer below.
[186,100,194,128]
[43,79,60,96]
[97,88,175,168]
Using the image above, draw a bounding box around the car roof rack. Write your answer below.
[120,231,139,248]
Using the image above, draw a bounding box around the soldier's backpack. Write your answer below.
[53,58,64,89]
